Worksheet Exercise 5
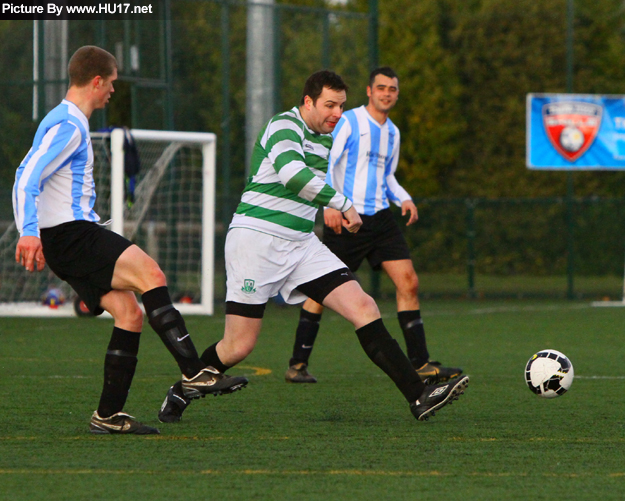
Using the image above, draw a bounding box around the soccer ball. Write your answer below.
[41,287,66,308]
[525,349,574,398]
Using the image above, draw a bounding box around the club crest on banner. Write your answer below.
[542,101,602,162]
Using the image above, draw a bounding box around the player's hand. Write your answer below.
[324,208,344,234]
[15,236,45,272]
[402,200,419,226]
[342,206,362,233]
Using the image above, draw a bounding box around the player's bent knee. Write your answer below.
[344,290,380,319]
[219,335,256,365]
[145,262,167,288]
[117,301,143,331]
[303,297,324,315]
[400,278,419,297]
[103,293,144,331]
[359,293,380,318]
[129,303,144,327]
[395,274,419,302]
[229,342,255,365]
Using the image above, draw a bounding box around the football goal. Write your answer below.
[0,128,216,317]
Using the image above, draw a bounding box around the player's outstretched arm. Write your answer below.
[16,236,45,272]
[401,200,419,226]
[342,206,362,233]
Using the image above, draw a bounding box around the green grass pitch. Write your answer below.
[1,299,624,500]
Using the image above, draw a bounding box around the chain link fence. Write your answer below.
[377,196,625,301]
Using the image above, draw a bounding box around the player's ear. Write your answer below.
[304,95,313,110]
[366,86,372,98]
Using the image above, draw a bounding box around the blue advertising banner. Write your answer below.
[527,93,625,169]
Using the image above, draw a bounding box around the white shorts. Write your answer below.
[225,228,347,305]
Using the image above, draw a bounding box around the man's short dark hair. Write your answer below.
[300,70,349,106]
[68,46,117,88]
[369,66,399,87]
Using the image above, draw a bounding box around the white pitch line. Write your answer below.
[378,302,592,320]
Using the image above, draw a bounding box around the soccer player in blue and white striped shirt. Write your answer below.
[13,46,246,435]
[286,67,463,385]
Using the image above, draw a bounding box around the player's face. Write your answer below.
[367,74,399,114]
[94,68,117,109]
[305,87,346,134]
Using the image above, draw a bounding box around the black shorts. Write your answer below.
[40,221,133,316]
[322,208,411,272]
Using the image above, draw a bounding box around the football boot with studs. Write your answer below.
[415,361,463,385]
[285,362,317,383]
[181,366,248,399]
[158,382,191,423]
[90,411,160,435]
[410,375,470,421]
[158,367,248,423]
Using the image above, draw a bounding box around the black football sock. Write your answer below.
[398,310,429,368]
[97,327,140,418]
[142,286,204,378]
[356,319,425,403]
[289,309,322,366]
[200,342,231,374]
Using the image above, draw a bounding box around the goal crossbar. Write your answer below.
[0,128,217,317]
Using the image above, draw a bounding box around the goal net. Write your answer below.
[0,128,216,316]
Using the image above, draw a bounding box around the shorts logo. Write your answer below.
[542,101,602,162]
[241,279,256,295]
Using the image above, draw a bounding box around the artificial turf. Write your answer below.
[1,299,624,500]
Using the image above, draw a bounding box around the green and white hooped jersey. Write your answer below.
[230,107,352,241]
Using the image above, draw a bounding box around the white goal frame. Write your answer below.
[0,128,216,317]
[109,129,216,316]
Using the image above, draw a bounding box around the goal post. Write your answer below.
[108,128,216,316]
[0,128,217,317]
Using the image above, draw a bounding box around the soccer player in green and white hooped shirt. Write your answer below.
[158,70,469,424]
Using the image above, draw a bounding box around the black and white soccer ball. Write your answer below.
[525,349,574,398]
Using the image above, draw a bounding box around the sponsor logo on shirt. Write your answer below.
[366,151,390,161]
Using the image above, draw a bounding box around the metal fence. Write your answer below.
[372,196,625,301]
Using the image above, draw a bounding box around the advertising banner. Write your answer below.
[527,93,625,169]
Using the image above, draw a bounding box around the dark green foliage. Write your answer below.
[349,0,625,198]
[3,1,625,197]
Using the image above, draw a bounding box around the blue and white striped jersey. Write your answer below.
[13,99,98,238]
[328,105,411,216]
